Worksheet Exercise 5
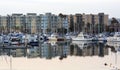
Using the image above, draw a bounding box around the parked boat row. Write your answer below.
[107,32,120,42]
[0,32,39,46]
[0,32,120,46]
[72,32,120,42]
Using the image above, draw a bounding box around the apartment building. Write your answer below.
[0,13,108,34]
[57,13,69,34]
[68,13,108,34]
[41,13,63,34]
[25,13,37,34]
[0,16,7,33]
[11,14,24,32]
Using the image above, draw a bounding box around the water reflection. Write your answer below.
[106,42,120,52]
[0,41,120,70]
[0,41,114,59]
[70,41,108,57]
[105,42,120,70]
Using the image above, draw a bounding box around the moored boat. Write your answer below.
[72,32,93,41]
[107,32,120,42]
[48,33,66,41]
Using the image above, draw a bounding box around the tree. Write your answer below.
[109,17,119,32]
[111,17,119,24]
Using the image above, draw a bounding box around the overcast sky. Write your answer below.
[0,0,120,18]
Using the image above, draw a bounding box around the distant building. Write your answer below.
[58,14,69,34]
[0,16,8,33]
[67,13,108,34]
[0,13,108,34]
[68,14,74,32]
[11,14,24,32]
[25,13,37,33]
[41,13,58,34]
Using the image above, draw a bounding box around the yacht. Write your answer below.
[107,32,120,42]
[9,32,23,45]
[65,35,71,40]
[72,32,93,41]
[9,36,21,45]
[29,34,39,46]
[97,33,107,41]
[48,33,66,41]
[39,34,49,41]
[3,35,10,44]
[22,34,31,44]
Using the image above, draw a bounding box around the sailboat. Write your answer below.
[72,32,93,41]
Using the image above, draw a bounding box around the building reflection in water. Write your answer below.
[1,41,119,60]
[70,41,108,57]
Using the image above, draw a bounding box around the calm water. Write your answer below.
[0,41,120,70]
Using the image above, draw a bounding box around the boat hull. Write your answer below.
[107,37,120,42]
[72,38,92,41]
[49,38,65,41]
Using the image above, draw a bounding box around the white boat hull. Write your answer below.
[49,38,58,41]
[98,37,107,41]
[72,37,92,41]
[71,32,92,41]
[107,37,120,42]
[49,38,66,41]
